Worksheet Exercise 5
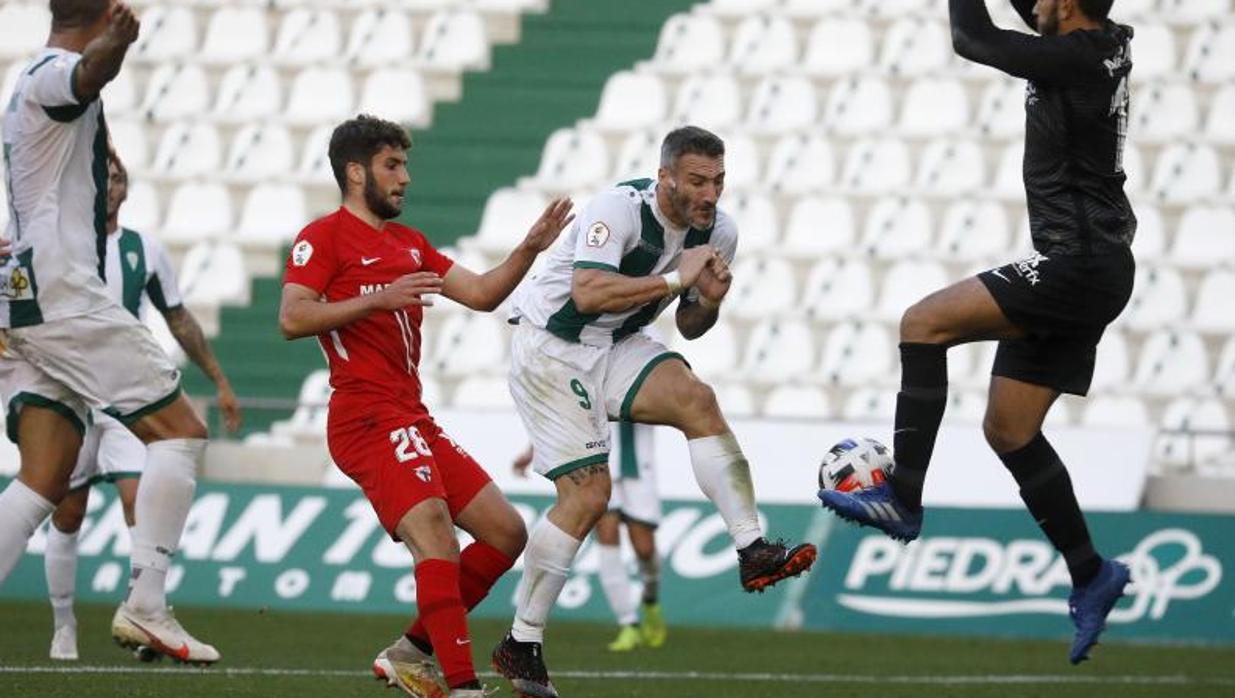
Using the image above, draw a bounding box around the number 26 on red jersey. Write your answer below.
[390,425,431,463]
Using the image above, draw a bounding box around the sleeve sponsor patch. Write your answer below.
[586,222,611,248]
[291,240,314,267]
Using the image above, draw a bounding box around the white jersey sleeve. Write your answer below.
[572,189,642,272]
[25,52,83,108]
[143,235,183,311]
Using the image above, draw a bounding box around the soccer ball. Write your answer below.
[818,438,893,492]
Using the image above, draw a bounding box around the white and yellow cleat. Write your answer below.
[111,604,221,665]
[49,624,78,661]
[373,637,449,698]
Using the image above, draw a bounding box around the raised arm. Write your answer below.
[572,245,717,315]
[950,0,1101,84]
[73,1,140,102]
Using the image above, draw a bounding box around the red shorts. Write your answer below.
[327,412,492,538]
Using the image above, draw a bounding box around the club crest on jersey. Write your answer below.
[292,240,314,267]
[586,222,611,248]
[414,465,432,482]
[409,248,422,267]
[126,251,140,270]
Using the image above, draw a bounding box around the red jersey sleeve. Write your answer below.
[284,221,338,294]
[416,231,455,277]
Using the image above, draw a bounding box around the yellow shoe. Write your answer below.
[607,625,643,652]
[640,603,667,649]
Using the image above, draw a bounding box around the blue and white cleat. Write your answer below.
[1068,558,1131,665]
[816,482,923,543]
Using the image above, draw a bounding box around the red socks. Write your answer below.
[414,559,474,688]
[407,542,515,651]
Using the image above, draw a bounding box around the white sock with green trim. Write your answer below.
[687,432,763,549]
[127,438,204,614]
[597,543,638,626]
[45,526,79,629]
[511,519,580,644]
[0,479,54,585]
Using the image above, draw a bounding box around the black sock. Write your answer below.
[889,342,948,511]
[406,633,434,656]
[999,433,1101,587]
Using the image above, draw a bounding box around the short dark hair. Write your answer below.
[1077,0,1114,20]
[50,0,109,30]
[660,126,725,169]
[327,114,411,193]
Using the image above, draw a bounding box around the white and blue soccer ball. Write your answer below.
[818,437,893,492]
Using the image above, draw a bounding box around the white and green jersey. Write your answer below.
[2,47,113,328]
[104,228,182,319]
[512,178,738,347]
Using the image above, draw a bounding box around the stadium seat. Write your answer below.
[945,342,976,386]
[474,188,548,253]
[1155,398,1232,469]
[1089,329,1131,393]
[764,133,835,195]
[868,0,931,18]
[358,69,430,128]
[101,67,137,115]
[801,257,873,321]
[273,9,342,66]
[898,78,970,137]
[915,140,986,197]
[821,76,893,138]
[108,119,149,172]
[141,63,210,122]
[841,387,897,422]
[714,383,756,417]
[610,130,660,182]
[728,15,798,76]
[1120,265,1187,332]
[285,67,355,127]
[876,260,949,322]
[1132,24,1175,80]
[223,124,294,184]
[452,376,515,410]
[180,241,250,307]
[1080,396,1150,429]
[991,140,1025,200]
[298,125,336,185]
[716,132,760,190]
[237,185,308,247]
[1158,0,1231,24]
[860,197,932,260]
[1192,269,1235,333]
[762,385,831,419]
[532,128,609,191]
[212,65,282,124]
[119,179,160,233]
[726,258,796,321]
[746,76,818,134]
[162,182,233,244]
[1128,204,1165,259]
[1133,330,1209,396]
[199,7,268,65]
[740,319,816,384]
[722,191,778,255]
[671,73,741,132]
[1121,141,1146,196]
[344,9,414,67]
[802,19,874,78]
[779,0,852,17]
[819,321,893,387]
[647,13,725,76]
[131,6,198,63]
[430,315,506,377]
[878,19,950,77]
[935,200,1010,262]
[417,10,489,72]
[957,341,1000,391]
[708,0,776,16]
[0,3,49,59]
[149,122,223,180]
[671,319,738,379]
[594,71,668,133]
[1204,82,1235,144]
[1214,336,1235,397]
[838,139,911,194]
[974,79,1026,139]
[271,370,331,442]
[1170,206,1235,268]
[1182,20,1235,82]
[1132,82,1198,143]
[945,391,988,424]
[782,197,856,260]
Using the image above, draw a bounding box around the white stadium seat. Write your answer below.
[671,319,738,379]
[839,139,911,194]
[1204,83,1235,144]
[271,370,331,442]
[1182,20,1235,83]
[1120,265,1187,332]
[876,260,949,322]
[298,125,337,185]
[610,130,659,182]
[1158,0,1231,24]
[180,242,249,307]
[417,10,489,71]
[430,315,506,377]
[358,69,429,127]
[118,179,159,233]
[594,71,667,133]
[915,140,986,197]
[1133,330,1209,396]
[1121,142,1146,197]
[740,320,816,384]
[708,0,776,16]
[1131,82,1198,143]
[273,9,342,66]
[108,119,149,172]
[452,376,515,410]
[1155,398,1232,469]
[763,386,831,419]
[1215,336,1235,397]
[199,7,268,65]
[801,257,873,322]
[722,192,779,255]
[237,184,308,248]
[344,9,414,67]
[212,65,282,124]
[1080,396,1150,429]
[1170,206,1235,268]
[285,67,354,127]
[149,122,222,180]
[746,76,818,134]
[803,19,874,78]
[671,73,741,132]
[764,134,835,195]
[974,80,1025,139]
[728,15,798,76]
[726,258,796,321]
[648,13,725,76]
[475,188,549,253]
[224,124,294,183]
[1192,269,1235,333]
[532,128,609,191]
[141,64,210,122]
[879,19,950,77]
[782,197,856,260]
[132,6,198,63]
[821,76,893,138]
[162,183,233,244]
[992,140,1025,200]
[1128,204,1165,259]
[780,0,852,17]
[860,197,932,260]
[819,321,893,387]
[716,132,760,190]
[101,67,137,115]
[1089,329,1131,393]
[842,387,897,422]
[935,200,1010,262]
[0,4,50,59]
[899,78,970,138]
[1132,24,1175,81]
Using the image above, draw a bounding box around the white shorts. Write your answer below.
[607,421,661,527]
[0,303,181,439]
[68,411,146,491]
[508,323,683,480]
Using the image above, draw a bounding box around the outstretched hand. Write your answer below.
[521,198,575,253]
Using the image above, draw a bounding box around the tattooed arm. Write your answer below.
[163,306,242,432]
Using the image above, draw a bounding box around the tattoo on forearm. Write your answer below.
[166,308,225,382]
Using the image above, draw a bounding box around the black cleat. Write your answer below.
[737,537,818,593]
[491,632,558,698]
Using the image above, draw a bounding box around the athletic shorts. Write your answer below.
[0,303,181,438]
[327,408,492,539]
[508,322,684,480]
[607,421,661,528]
[67,411,146,491]
[978,246,1134,396]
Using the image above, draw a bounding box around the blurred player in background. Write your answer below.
[493,126,817,698]
[279,114,573,698]
[818,0,1136,665]
[0,0,224,665]
[43,152,242,661]
[513,420,668,653]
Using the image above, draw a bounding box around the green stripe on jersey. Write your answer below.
[117,228,146,318]
[91,111,109,281]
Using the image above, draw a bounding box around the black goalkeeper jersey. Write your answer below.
[951,0,1137,257]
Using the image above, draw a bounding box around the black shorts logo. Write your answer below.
[1012,252,1049,287]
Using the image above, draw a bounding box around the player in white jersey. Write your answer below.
[0,0,221,664]
[42,152,241,661]
[492,127,818,698]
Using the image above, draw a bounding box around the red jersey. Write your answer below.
[283,207,453,423]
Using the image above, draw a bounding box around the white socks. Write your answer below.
[511,519,580,644]
[597,543,637,626]
[687,433,763,550]
[45,526,79,629]
[127,438,204,614]
[0,479,55,585]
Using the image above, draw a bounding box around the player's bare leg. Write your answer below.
[45,486,90,660]
[594,512,641,651]
[628,358,816,592]
[626,520,666,648]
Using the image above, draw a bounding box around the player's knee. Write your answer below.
[497,509,528,557]
[982,414,1034,455]
[900,301,947,345]
[678,381,723,428]
[51,502,85,534]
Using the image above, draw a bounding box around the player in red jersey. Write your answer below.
[279,115,573,698]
